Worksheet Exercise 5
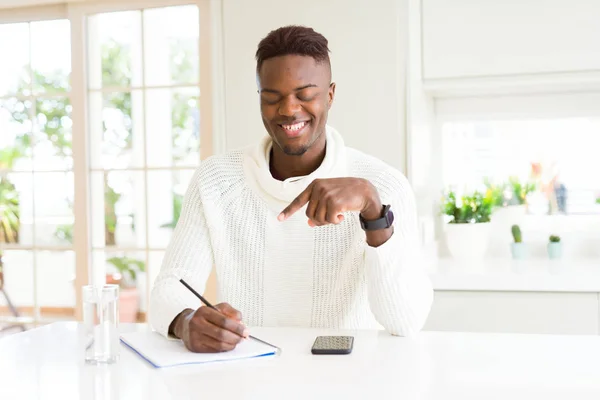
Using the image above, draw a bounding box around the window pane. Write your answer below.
[33,97,73,171]
[31,20,71,94]
[89,91,144,169]
[36,251,75,319]
[145,88,200,168]
[0,23,30,97]
[87,11,142,89]
[147,169,195,248]
[90,171,146,249]
[93,250,145,322]
[143,5,199,86]
[33,172,74,247]
[0,98,33,171]
[442,118,600,215]
[0,250,34,318]
[140,250,165,317]
[1,173,33,247]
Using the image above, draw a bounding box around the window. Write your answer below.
[440,116,600,259]
[0,19,74,325]
[86,5,201,314]
[0,1,212,329]
[442,118,600,216]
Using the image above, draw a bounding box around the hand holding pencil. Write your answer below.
[172,302,249,353]
[171,279,280,353]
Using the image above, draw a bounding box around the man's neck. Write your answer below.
[270,141,326,181]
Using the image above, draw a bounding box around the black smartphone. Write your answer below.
[311,336,354,355]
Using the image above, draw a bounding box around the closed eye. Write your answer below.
[297,89,320,102]
[260,93,281,105]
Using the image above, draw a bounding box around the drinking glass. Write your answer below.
[83,284,120,364]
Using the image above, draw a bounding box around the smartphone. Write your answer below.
[311,336,354,355]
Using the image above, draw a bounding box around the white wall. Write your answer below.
[422,0,600,80]
[436,92,600,121]
[221,0,408,172]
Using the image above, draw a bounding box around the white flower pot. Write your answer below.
[493,205,526,227]
[445,222,492,260]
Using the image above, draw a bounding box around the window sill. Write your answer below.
[426,258,600,293]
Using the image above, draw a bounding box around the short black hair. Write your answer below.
[255,25,331,74]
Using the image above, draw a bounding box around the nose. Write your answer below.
[278,95,301,117]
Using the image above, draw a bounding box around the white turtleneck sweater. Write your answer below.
[149,126,433,338]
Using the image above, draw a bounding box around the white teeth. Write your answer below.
[282,121,307,131]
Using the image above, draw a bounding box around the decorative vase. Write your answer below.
[547,242,563,259]
[445,222,492,260]
[510,243,528,260]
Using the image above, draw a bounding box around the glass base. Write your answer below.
[85,355,119,365]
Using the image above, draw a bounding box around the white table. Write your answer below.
[2,322,600,399]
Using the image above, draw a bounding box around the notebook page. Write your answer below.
[120,331,277,368]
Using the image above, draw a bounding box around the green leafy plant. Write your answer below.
[484,178,507,208]
[511,225,522,243]
[507,176,536,206]
[549,235,561,243]
[0,178,20,244]
[441,190,493,224]
[106,256,146,288]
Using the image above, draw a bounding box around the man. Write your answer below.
[150,25,433,353]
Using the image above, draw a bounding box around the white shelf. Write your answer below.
[427,258,600,293]
[0,245,73,251]
[0,316,35,325]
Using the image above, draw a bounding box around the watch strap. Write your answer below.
[359,204,394,231]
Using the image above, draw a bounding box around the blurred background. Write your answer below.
[1,0,599,337]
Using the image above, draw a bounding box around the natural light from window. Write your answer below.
[442,117,600,216]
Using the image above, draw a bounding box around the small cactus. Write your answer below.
[511,225,522,243]
[549,235,560,243]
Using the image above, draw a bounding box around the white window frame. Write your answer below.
[430,91,600,260]
[0,0,226,324]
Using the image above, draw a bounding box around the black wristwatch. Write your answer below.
[359,204,394,231]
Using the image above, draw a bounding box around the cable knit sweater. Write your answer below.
[149,126,433,338]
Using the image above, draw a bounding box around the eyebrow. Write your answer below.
[260,84,318,94]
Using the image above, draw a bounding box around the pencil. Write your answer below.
[179,278,281,352]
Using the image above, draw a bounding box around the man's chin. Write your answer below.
[282,145,309,156]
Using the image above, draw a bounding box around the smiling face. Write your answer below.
[257,54,335,156]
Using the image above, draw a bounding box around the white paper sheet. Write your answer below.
[120,331,277,368]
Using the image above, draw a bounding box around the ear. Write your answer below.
[328,82,336,109]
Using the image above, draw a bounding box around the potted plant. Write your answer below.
[507,176,536,207]
[441,190,493,260]
[490,177,535,220]
[510,225,527,260]
[547,235,562,259]
[106,256,145,322]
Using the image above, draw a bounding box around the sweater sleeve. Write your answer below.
[149,168,215,338]
[364,171,434,337]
